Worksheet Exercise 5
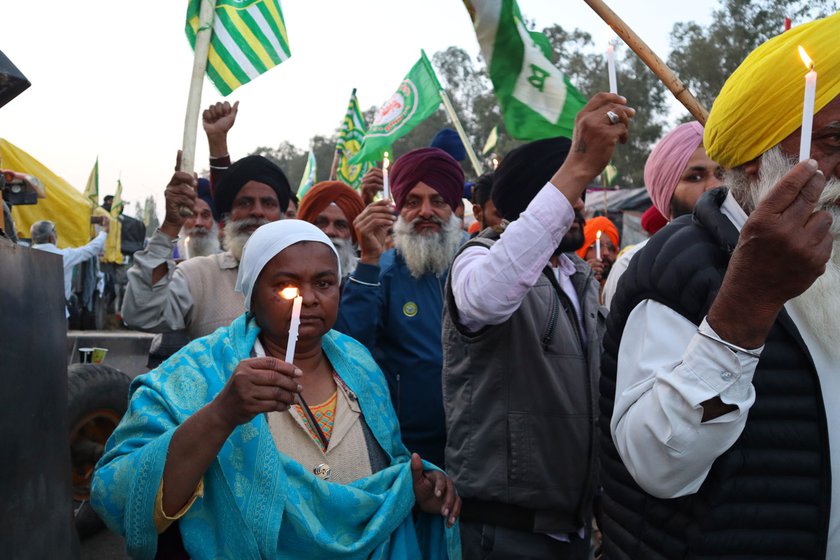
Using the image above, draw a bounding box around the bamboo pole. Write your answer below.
[329,150,340,181]
[582,0,709,124]
[438,89,484,177]
[178,0,217,216]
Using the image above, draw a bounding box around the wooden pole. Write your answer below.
[582,0,709,124]
[329,150,340,181]
[178,0,217,215]
[438,89,484,177]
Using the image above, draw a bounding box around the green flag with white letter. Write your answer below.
[350,51,443,164]
[463,0,586,140]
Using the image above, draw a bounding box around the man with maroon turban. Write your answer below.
[297,181,365,277]
[334,147,466,468]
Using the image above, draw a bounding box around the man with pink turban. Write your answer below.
[602,121,723,307]
[334,147,466,468]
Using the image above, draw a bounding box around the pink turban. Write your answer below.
[643,121,704,220]
[390,148,465,212]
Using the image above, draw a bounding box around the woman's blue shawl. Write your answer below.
[91,314,460,559]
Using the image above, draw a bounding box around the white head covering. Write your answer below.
[234,219,341,311]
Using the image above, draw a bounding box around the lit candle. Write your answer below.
[596,230,602,260]
[382,151,391,200]
[492,157,499,170]
[606,42,618,95]
[183,236,190,260]
[798,46,817,162]
[280,287,303,364]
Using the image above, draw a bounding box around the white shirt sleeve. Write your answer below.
[60,232,107,269]
[450,183,574,332]
[611,299,761,499]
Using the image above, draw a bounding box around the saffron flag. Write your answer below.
[297,150,317,199]
[335,90,373,188]
[83,158,99,209]
[463,0,586,140]
[351,51,443,164]
[185,0,291,96]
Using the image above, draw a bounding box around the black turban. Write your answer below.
[491,137,572,221]
[212,155,292,221]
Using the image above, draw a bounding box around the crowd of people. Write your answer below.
[70,12,840,559]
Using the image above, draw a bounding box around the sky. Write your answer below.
[0,0,715,217]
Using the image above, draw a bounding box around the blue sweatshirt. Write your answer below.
[335,249,447,468]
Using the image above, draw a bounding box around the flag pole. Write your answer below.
[179,0,217,215]
[582,0,709,124]
[438,88,484,177]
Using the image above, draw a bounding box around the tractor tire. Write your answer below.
[67,363,131,539]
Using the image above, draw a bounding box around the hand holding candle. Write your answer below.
[596,230,602,260]
[382,151,391,200]
[280,287,303,364]
[798,46,816,162]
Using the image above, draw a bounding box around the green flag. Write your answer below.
[297,150,317,199]
[351,51,443,164]
[464,0,586,140]
[83,157,98,209]
[185,0,291,96]
[335,89,373,188]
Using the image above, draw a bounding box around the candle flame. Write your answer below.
[492,157,499,170]
[184,236,190,245]
[798,46,814,70]
[279,287,299,300]
[596,230,602,240]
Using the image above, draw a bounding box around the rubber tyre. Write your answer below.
[67,363,131,539]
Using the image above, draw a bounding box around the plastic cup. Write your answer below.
[91,348,108,364]
[78,348,94,364]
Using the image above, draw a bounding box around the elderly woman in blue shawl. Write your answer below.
[92,220,461,559]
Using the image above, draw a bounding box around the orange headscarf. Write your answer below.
[297,181,365,242]
[577,216,619,259]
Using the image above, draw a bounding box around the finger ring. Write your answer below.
[606,110,620,125]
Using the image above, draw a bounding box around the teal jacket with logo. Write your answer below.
[335,249,447,468]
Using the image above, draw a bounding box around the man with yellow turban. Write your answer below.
[599,11,840,559]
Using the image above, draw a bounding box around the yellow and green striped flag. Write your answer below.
[83,157,98,209]
[185,0,291,96]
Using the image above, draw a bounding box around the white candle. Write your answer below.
[280,287,303,364]
[606,43,618,95]
[183,236,190,260]
[798,46,817,162]
[382,151,391,200]
[492,157,499,170]
[596,230,602,260]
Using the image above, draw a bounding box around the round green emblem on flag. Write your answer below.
[402,301,418,318]
[368,80,420,137]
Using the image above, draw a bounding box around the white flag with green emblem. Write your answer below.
[185,0,291,96]
[335,89,373,189]
[463,0,586,140]
[297,150,317,199]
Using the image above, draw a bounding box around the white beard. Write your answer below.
[393,214,464,278]
[741,146,840,357]
[330,236,357,278]
[178,224,220,258]
[222,217,269,261]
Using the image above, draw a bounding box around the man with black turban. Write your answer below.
[334,147,466,469]
[600,11,840,559]
[122,153,292,340]
[442,92,634,558]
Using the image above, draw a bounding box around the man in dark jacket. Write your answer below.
[335,147,466,468]
[443,92,634,558]
[600,12,840,559]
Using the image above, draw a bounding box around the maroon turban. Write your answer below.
[389,148,464,212]
[297,181,365,242]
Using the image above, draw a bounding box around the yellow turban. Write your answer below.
[704,11,840,169]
